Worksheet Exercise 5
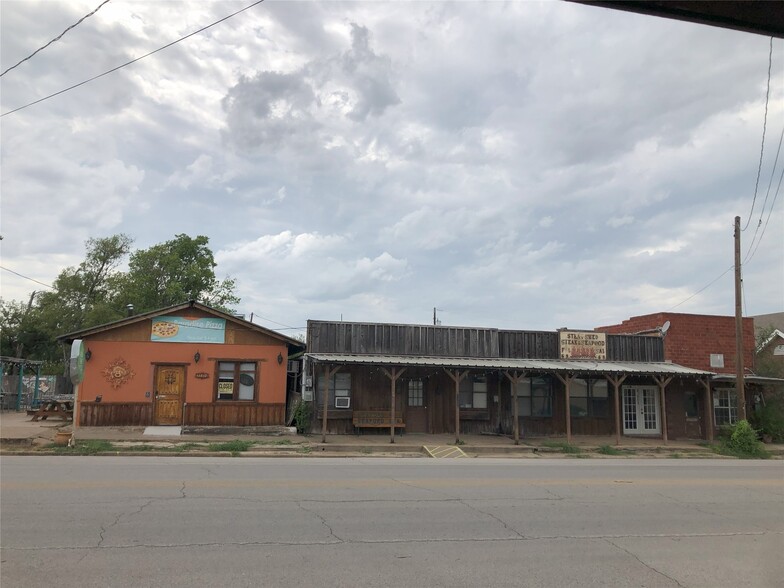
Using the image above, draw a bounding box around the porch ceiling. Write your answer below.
[305,353,713,377]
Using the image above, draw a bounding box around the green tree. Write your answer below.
[755,326,784,379]
[115,234,239,313]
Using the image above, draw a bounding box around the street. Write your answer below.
[1,457,782,587]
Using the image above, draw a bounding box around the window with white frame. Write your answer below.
[316,372,352,407]
[569,379,609,418]
[714,388,737,426]
[515,376,553,417]
[459,376,488,409]
[216,362,257,401]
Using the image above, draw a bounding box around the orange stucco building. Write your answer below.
[59,301,304,427]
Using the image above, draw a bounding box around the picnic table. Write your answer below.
[27,398,74,422]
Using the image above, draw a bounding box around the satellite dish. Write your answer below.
[660,321,671,336]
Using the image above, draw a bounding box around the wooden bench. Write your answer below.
[352,410,405,431]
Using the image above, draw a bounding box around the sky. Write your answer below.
[1,0,782,340]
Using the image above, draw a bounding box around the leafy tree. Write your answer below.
[754,325,784,379]
[114,234,239,313]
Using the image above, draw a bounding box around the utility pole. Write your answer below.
[433,307,437,326]
[734,216,746,421]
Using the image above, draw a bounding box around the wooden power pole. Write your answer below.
[734,216,746,421]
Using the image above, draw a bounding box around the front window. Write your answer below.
[569,379,609,418]
[714,389,738,426]
[316,372,352,408]
[516,376,553,417]
[217,362,257,401]
[408,380,424,407]
[459,376,488,409]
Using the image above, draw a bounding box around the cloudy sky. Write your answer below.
[1,0,782,339]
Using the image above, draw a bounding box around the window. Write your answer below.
[684,391,699,418]
[408,380,424,407]
[569,379,609,418]
[459,376,488,409]
[217,362,257,401]
[515,376,553,417]
[316,372,352,407]
[714,389,738,426]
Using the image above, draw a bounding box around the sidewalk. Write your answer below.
[6,410,779,457]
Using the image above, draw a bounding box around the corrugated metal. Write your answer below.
[305,353,713,376]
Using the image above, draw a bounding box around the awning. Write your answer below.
[712,375,784,386]
[305,353,712,377]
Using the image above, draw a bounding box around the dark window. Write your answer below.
[408,380,424,407]
[714,389,737,426]
[316,372,352,407]
[684,391,699,418]
[216,362,257,401]
[569,379,609,418]
[515,376,553,417]
[459,376,488,409]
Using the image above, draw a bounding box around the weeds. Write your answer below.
[542,441,582,454]
[597,445,625,456]
[48,440,115,455]
[207,440,255,453]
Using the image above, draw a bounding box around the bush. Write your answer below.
[716,420,770,459]
[293,399,312,434]
[750,397,784,442]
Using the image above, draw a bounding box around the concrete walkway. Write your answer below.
[6,410,780,457]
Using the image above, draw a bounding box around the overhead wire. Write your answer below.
[1,0,266,118]
[665,265,734,312]
[0,266,54,289]
[744,124,784,263]
[1,0,112,77]
[746,164,784,265]
[743,36,774,231]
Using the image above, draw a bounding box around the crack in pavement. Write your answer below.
[604,538,686,587]
[458,499,527,539]
[296,502,344,543]
[6,530,776,552]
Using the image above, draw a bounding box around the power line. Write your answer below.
[743,36,774,232]
[665,265,734,312]
[1,0,266,118]
[744,124,784,263]
[0,266,54,289]
[746,164,783,265]
[249,312,299,330]
[1,0,112,77]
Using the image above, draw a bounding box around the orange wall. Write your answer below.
[80,339,288,404]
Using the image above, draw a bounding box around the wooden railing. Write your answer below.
[79,402,152,427]
[184,403,285,426]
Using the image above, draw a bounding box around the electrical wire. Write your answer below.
[1,0,112,77]
[0,266,54,289]
[744,124,784,263]
[743,36,774,232]
[665,265,734,312]
[746,164,784,265]
[1,0,266,118]
[249,312,300,330]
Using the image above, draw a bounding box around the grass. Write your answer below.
[669,452,682,459]
[206,440,256,454]
[48,440,115,455]
[711,443,771,460]
[542,441,582,454]
[597,444,627,456]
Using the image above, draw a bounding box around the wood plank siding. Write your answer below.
[307,321,499,357]
[80,402,153,426]
[184,403,285,426]
[606,334,664,362]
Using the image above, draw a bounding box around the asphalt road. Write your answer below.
[1,457,782,587]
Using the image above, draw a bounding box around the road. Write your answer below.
[1,457,782,587]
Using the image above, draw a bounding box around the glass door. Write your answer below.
[622,386,660,435]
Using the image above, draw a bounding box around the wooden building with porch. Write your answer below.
[304,320,713,444]
[59,301,304,427]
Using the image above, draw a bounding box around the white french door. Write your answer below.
[622,386,661,435]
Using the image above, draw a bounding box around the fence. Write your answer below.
[1,375,72,411]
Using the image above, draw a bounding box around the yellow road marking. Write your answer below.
[424,445,469,458]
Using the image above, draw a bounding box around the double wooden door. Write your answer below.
[154,365,185,425]
[622,386,660,435]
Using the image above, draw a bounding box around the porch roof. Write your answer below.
[305,353,712,377]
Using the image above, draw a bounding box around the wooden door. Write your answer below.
[405,379,428,433]
[154,366,185,425]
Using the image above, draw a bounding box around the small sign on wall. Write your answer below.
[195,372,210,379]
[710,354,725,368]
[559,331,607,360]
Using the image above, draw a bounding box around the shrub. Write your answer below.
[717,420,770,459]
[293,399,312,434]
[750,397,784,442]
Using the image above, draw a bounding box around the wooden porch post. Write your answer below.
[606,374,627,446]
[503,370,526,446]
[702,377,714,442]
[381,367,406,443]
[554,373,574,444]
[320,364,340,444]
[652,375,673,445]
[445,369,468,444]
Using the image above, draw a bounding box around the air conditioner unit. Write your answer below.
[287,360,300,373]
[335,397,351,409]
[302,389,313,402]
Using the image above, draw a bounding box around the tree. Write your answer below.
[755,326,784,380]
[114,234,239,313]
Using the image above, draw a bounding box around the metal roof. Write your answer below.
[712,374,784,385]
[305,353,712,376]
